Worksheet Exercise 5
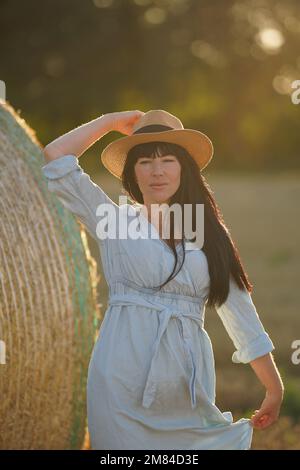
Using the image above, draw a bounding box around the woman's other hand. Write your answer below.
[250,389,284,430]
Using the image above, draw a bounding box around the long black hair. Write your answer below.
[121,140,253,309]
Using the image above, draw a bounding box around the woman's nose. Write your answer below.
[151,161,164,174]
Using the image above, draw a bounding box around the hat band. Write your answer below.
[133,124,174,134]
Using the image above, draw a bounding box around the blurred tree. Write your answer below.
[0,0,299,173]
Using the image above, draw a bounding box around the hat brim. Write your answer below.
[100,128,214,179]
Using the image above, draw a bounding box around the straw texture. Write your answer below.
[0,100,101,449]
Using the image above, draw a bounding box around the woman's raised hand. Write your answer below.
[108,110,145,136]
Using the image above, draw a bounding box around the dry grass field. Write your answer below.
[85,171,300,450]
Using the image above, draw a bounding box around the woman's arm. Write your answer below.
[43,114,113,162]
[249,352,284,429]
[43,110,145,162]
[214,276,284,430]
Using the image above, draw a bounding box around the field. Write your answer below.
[86,171,300,450]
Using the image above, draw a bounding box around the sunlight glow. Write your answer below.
[256,28,285,54]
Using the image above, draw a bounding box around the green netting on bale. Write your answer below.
[0,100,101,449]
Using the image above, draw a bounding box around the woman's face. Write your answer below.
[134,153,181,206]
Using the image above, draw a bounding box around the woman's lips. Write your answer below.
[150,183,168,189]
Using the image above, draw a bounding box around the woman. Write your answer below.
[42,109,284,450]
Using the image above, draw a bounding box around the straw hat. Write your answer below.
[100,109,214,179]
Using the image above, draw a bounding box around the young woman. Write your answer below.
[42,109,284,450]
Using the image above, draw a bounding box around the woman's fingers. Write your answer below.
[112,110,145,135]
[251,411,276,429]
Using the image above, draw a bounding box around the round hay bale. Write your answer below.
[0,100,102,449]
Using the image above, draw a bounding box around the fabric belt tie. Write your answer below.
[108,293,204,410]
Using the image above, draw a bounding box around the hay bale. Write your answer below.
[0,100,102,449]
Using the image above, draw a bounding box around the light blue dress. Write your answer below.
[41,154,275,450]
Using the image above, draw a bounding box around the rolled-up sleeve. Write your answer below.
[215,276,275,363]
[41,154,119,242]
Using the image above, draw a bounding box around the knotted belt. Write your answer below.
[107,293,204,410]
